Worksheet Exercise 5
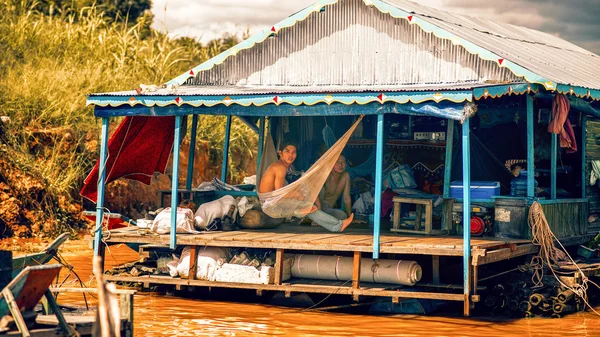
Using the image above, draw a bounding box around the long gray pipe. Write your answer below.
[291,255,422,286]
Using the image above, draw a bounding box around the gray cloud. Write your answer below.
[152,0,600,54]
[441,0,600,53]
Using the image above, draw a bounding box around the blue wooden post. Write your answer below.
[443,119,455,198]
[462,117,471,315]
[94,117,110,259]
[582,115,587,198]
[257,116,265,174]
[221,115,232,182]
[186,114,198,190]
[526,95,535,199]
[372,113,385,259]
[170,115,183,250]
[551,133,557,199]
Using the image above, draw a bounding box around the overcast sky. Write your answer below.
[151,0,600,55]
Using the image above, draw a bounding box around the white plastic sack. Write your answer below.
[150,207,199,234]
[194,195,237,230]
[176,246,232,280]
[352,191,374,214]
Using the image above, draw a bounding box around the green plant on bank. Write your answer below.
[0,0,257,236]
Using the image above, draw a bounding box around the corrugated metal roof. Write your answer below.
[186,0,521,88]
[382,0,600,90]
[90,82,503,97]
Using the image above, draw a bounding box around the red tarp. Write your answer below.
[80,116,175,202]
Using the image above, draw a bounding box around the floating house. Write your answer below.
[84,0,600,315]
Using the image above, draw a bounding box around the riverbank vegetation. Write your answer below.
[0,0,256,238]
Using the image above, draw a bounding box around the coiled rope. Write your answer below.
[528,201,600,315]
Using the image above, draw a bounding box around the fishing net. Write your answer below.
[258,115,364,218]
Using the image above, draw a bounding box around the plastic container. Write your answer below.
[494,198,528,239]
[510,170,538,197]
[450,181,500,199]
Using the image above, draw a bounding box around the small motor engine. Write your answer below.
[452,203,494,236]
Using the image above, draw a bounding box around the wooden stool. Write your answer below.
[390,196,455,235]
[391,196,433,234]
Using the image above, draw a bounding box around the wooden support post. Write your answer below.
[221,115,232,182]
[526,95,535,199]
[442,198,455,232]
[443,119,455,198]
[352,252,362,302]
[551,132,557,200]
[186,114,198,191]
[415,205,423,231]
[372,114,385,259]
[432,256,440,284]
[3,288,31,337]
[424,203,433,233]
[94,117,110,271]
[257,116,265,174]
[119,293,134,337]
[473,265,479,296]
[44,289,76,337]
[352,251,361,290]
[582,115,587,198]
[464,261,472,317]
[274,249,284,285]
[170,115,183,250]
[188,246,199,280]
[392,202,400,230]
[462,118,472,317]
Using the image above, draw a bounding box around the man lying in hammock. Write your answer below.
[259,141,354,232]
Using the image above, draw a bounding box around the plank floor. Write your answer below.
[104,222,532,257]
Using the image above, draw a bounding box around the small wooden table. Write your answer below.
[391,196,454,235]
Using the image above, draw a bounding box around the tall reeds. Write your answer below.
[0,0,256,236]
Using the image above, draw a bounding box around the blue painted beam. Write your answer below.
[372,114,385,259]
[461,118,471,309]
[526,95,535,199]
[170,115,183,250]
[443,119,455,198]
[551,133,557,200]
[221,115,232,182]
[94,118,110,258]
[256,117,265,174]
[186,114,198,190]
[582,115,587,198]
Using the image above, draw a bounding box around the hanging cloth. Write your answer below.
[258,115,364,218]
[548,94,577,153]
[80,116,175,202]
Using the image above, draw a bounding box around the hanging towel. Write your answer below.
[548,94,577,153]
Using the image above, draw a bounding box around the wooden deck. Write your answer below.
[101,223,593,316]
[103,223,537,265]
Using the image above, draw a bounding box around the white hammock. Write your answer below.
[258,115,364,218]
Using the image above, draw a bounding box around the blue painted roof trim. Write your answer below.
[87,90,473,111]
[473,83,540,100]
[94,100,468,121]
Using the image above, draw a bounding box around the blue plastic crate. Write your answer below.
[449,181,500,199]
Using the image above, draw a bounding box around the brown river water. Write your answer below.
[38,241,600,337]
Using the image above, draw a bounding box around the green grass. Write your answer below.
[0,0,257,236]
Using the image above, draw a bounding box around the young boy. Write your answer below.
[259,141,354,232]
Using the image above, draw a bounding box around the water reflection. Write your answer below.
[54,242,600,337]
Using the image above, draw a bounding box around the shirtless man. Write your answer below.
[259,141,354,232]
[317,155,352,221]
